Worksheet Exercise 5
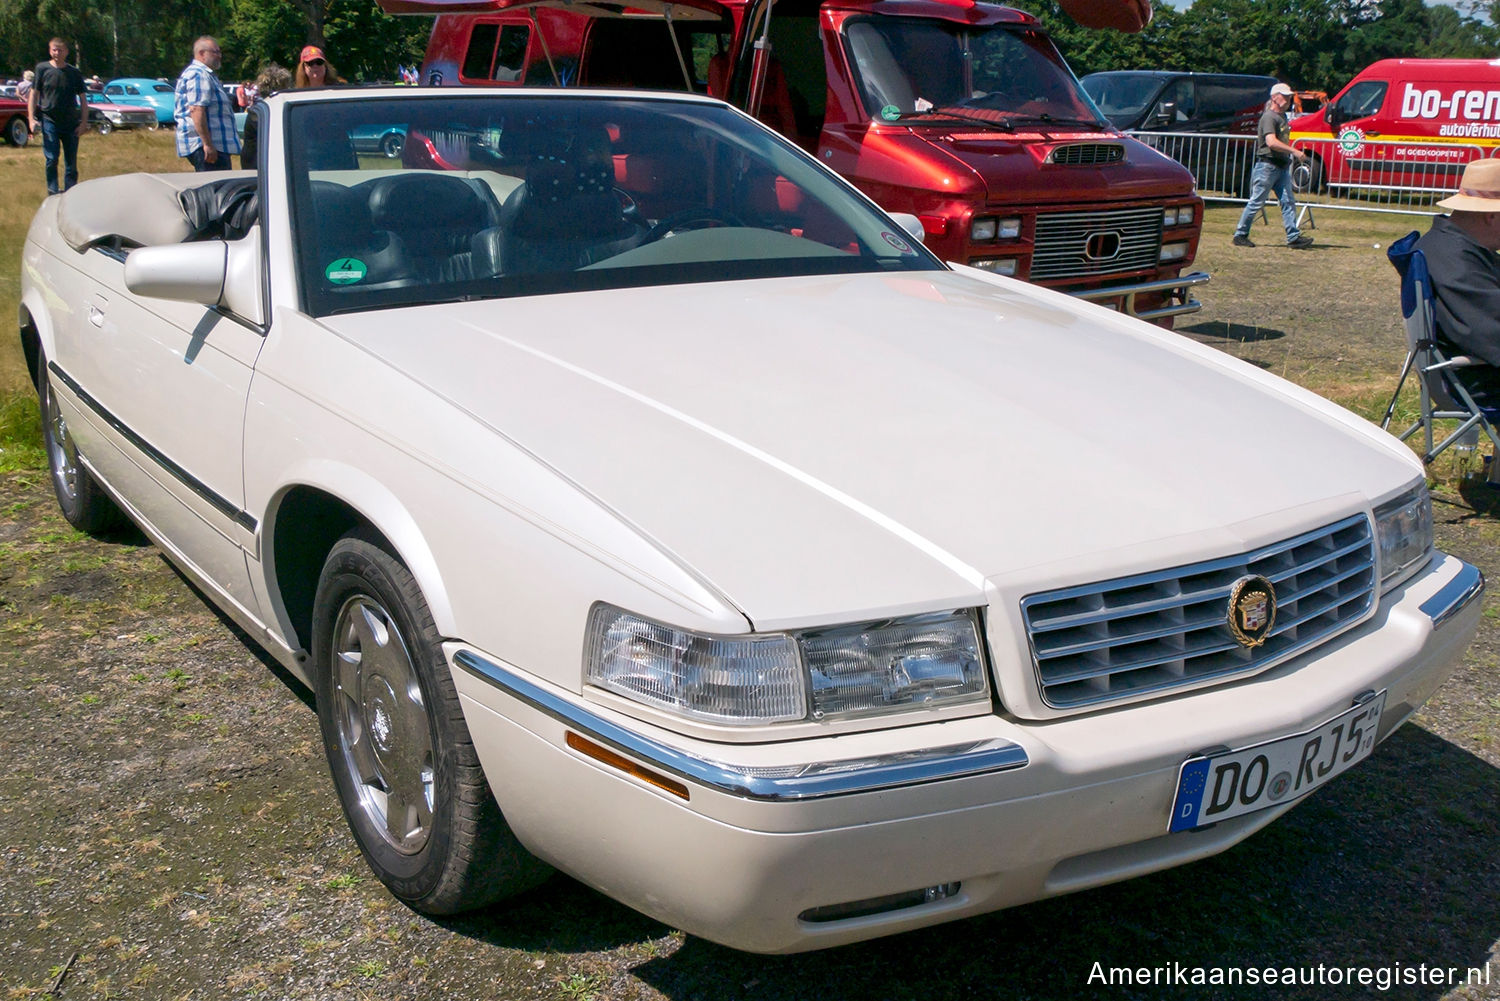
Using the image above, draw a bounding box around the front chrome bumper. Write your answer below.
[1072,269,1211,320]
[454,650,1029,801]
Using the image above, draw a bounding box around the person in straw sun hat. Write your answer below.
[1414,158,1500,407]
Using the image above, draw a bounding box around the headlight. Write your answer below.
[584,605,989,725]
[971,258,1018,276]
[1159,241,1190,262]
[970,217,1020,242]
[1163,206,1195,227]
[584,605,805,724]
[798,610,988,718]
[1375,483,1433,593]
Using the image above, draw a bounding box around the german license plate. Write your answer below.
[1169,691,1386,833]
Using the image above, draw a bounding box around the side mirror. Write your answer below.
[124,242,227,304]
[1325,105,1345,129]
[1150,101,1175,128]
[888,212,926,244]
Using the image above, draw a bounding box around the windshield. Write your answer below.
[1080,73,1164,126]
[287,95,940,318]
[842,19,1103,126]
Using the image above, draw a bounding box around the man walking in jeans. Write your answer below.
[174,36,240,171]
[1232,82,1313,249]
[26,38,87,195]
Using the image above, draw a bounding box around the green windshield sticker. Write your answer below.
[326,258,368,285]
[880,104,901,122]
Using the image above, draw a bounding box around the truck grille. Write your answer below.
[1021,515,1376,709]
[1030,206,1162,282]
[1049,143,1125,165]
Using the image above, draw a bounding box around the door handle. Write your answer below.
[88,305,104,327]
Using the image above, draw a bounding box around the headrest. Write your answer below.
[179,176,259,242]
[367,172,484,231]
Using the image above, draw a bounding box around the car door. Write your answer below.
[57,242,265,621]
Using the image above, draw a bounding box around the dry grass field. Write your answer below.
[1,130,1497,1001]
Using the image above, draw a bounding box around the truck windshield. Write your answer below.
[843,19,1103,126]
[1079,73,1163,127]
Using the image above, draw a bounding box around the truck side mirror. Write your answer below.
[1150,101,1175,128]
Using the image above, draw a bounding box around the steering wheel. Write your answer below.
[614,186,645,230]
[644,208,745,243]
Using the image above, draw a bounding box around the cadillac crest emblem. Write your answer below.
[1227,575,1277,648]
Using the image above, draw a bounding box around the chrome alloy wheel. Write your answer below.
[330,595,436,855]
[42,378,83,506]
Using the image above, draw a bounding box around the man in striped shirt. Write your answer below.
[174,36,240,171]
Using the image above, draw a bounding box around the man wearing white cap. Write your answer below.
[1415,159,1500,406]
[1232,82,1313,249]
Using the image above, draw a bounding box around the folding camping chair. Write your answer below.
[1380,229,1500,466]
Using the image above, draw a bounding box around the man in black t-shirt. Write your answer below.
[1231,82,1313,250]
[26,38,88,195]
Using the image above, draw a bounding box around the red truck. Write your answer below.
[1291,59,1500,194]
[380,0,1207,323]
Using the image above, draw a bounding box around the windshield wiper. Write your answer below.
[1007,114,1108,129]
[895,109,1013,131]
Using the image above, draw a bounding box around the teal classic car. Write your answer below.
[103,78,176,125]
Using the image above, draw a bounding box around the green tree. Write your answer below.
[223,0,426,81]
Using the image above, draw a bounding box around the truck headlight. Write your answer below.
[584,605,989,725]
[1159,241,1190,262]
[971,258,1019,276]
[1375,483,1433,593]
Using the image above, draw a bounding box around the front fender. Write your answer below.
[262,459,456,639]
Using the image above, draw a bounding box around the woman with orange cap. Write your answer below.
[294,45,344,88]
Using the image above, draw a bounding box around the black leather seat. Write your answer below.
[496,146,644,274]
[365,172,500,282]
[308,179,414,289]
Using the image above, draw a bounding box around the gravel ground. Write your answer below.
[1,207,1498,1001]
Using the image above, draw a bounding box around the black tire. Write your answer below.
[38,362,124,534]
[380,132,403,159]
[5,115,28,147]
[312,532,551,914]
[96,118,113,135]
[1292,154,1325,194]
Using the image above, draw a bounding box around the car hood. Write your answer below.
[877,127,1196,203]
[317,270,1417,629]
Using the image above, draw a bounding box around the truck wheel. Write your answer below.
[380,132,403,158]
[6,115,28,147]
[39,360,124,533]
[1292,154,1325,194]
[312,532,551,914]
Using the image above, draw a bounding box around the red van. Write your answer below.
[1291,58,1500,192]
[380,0,1207,324]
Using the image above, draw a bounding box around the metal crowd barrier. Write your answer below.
[1129,130,1494,217]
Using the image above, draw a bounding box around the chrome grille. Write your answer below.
[1049,143,1125,165]
[1021,515,1376,709]
[1030,206,1162,281]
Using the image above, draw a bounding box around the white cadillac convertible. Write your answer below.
[20,87,1483,953]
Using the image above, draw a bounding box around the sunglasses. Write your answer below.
[305,59,325,67]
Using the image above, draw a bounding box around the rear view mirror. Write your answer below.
[1150,101,1175,128]
[124,243,227,304]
